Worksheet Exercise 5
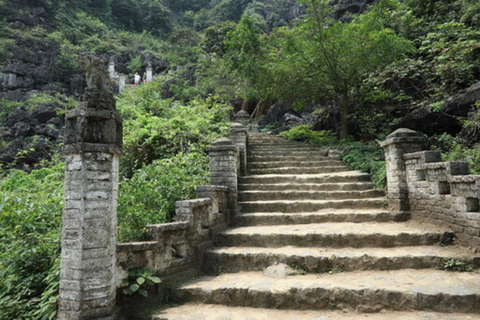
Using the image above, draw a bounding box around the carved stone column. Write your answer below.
[380,128,426,211]
[58,85,122,319]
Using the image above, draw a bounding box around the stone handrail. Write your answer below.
[115,114,249,295]
[381,129,480,251]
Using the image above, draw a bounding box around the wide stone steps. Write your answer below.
[239,172,371,184]
[217,221,446,248]
[204,246,480,274]
[153,304,480,320]
[239,190,384,201]
[239,198,385,213]
[153,134,479,319]
[171,270,480,313]
[249,160,345,168]
[249,166,350,175]
[238,210,406,226]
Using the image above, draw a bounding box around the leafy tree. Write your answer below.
[264,0,415,139]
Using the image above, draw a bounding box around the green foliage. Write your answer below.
[431,134,480,174]
[279,125,337,145]
[122,268,161,298]
[0,162,64,320]
[441,259,473,272]
[117,80,231,177]
[0,37,14,67]
[127,54,143,75]
[118,152,210,242]
[419,22,480,97]
[342,142,387,189]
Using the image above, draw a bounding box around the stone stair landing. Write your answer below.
[154,134,480,319]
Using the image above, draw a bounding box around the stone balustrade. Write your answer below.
[382,129,480,251]
[114,113,249,301]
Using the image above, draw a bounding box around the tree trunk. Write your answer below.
[339,93,349,140]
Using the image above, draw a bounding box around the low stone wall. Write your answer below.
[404,151,480,250]
[115,121,248,293]
[381,129,480,252]
[116,185,228,285]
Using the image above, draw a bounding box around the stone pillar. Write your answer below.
[234,110,250,126]
[146,63,153,83]
[58,84,122,319]
[108,58,115,78]
[208,138,239,225]
[380,128,426,211]
[118,74,125,94]
[229,123,248,176]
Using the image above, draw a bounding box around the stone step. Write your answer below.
[153,304,480,320]
[249,166,351,175]
[248,146,329,152]
[239,172,371,184]
[238,182,376,192]
[205,245,479,274]
[248,160,346,169]
[238,198,385,213]
[217,221,448,248]
[171,270,480,313]
[248,155,339,162]
[249,150,329,156]
[239,190,385,202]
[238,210,405,226]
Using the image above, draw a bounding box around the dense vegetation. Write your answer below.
[0,82,230,319]
[0,0,479,319]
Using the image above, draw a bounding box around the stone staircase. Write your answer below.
[153,134,480,319]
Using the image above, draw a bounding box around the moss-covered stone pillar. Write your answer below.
[58,84,122,319]
[208,138,239,225]
[380,128,426,211]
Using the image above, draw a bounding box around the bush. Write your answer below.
[117,152,209,242]
[0,162,64,320]
[431,134,480,174]
[279,125,337,145]
[342,142,387,189]
[117,81,231,177]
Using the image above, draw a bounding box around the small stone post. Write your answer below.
[118,74,125,94]
[146,63,153,83]
[229,123,248,176]
[58,58,122,319]
[234,110,250,126]
[108,58,115,78]
[380,128,426,211]
[208,138,239,225]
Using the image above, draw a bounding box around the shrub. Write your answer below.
[342,142,387,189]
[0,162,64,320]
[117,152,209,242]
[280,125,337,145]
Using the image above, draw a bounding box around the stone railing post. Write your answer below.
[208,138,239,225]
[234,110,250,126]
[380,128,426,211]
[118,74,125,94]
[58,77,122,319]
[146,63,153,83]
[229,123,248,176]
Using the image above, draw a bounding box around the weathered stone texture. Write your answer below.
[116,186,229,284]
[382,129,480,251]
[59,152,119,320]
